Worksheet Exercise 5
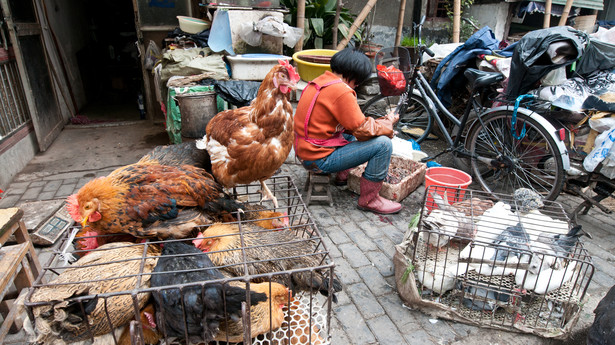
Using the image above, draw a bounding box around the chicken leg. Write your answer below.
[259,180,279,208]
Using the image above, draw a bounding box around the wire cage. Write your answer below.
[374,46,417,96]
[395,186,594,339]
[24,175,334,345]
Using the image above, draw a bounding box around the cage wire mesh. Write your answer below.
[402,185,593,336]
[24,176,333,344]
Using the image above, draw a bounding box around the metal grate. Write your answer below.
[24,176,333,344]
[404,186,593,336]
[0,47,31,139]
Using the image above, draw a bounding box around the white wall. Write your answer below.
[0,132,38,190]
[467,2,511,41]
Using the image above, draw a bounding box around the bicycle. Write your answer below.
[361,17,569,201]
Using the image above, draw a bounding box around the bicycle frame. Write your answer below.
[412,70,472,149]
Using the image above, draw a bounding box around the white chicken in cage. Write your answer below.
[416,255,467,295]
[421,192,474,249]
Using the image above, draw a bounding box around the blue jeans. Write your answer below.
[301,134,392,182]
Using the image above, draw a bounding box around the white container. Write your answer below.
[226,54,292,81]
[177,16,210,34]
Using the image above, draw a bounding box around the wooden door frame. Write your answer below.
[0,0,63,151]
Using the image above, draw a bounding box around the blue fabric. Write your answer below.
[430,27,501,107]
[301,134,393,182]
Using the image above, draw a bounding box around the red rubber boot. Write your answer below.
[357,177,402,214]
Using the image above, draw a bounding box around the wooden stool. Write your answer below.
[304,172,333,206]
[0,208,42,341]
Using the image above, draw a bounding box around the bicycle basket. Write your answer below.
[375,46,413,96]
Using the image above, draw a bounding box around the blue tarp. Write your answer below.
[430,27,513,107]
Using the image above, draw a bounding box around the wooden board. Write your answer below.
[30,205,74,246]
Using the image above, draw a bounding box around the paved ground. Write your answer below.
[1,121,613,344]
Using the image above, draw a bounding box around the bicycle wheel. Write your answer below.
[361,93,433,143]
[466,110,564,201]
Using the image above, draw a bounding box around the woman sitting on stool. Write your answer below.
[294,48,401,214]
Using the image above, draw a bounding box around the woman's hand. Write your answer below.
[385,110,399,125]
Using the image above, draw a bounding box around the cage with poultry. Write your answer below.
[393,186,594,339]
[23,175,335,345]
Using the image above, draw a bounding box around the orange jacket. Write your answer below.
[294,71,366,161]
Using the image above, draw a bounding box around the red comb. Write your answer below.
[279,59,300,83]
[66,194,82,222]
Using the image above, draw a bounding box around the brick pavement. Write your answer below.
[1,124,613,344]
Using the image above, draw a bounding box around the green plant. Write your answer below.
[401,36,424,47]
[401,260,415,284]
[281,0,361,49]
[408,212,421,228]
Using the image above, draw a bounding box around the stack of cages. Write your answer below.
[394,185,593,339]
[24,176,334,344]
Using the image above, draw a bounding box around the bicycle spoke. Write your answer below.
[468,110,564,201]
[361,93,432,143]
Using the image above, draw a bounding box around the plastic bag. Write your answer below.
[376,64,406,96]
[238,16,303,48]
[589,115,615,133]
[583,125,615,172]
[144,40,162,70]
[214,80,261,107]
[599,141,615,178]
[540,66,567,86]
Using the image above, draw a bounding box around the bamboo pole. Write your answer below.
[543,0,552,28]
[295,0,306,51]
[558,0,574,26]
[336,0,378,50]
[452,0,461,43]
[332,0,341,47]
[394,0,407,47]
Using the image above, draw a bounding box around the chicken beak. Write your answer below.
[81,215,89,227]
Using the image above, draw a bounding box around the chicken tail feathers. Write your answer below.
[203,194,245,219]
[291,271,342,303]
[221,284,267,316]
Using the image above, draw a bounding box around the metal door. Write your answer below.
[0,0,63,151]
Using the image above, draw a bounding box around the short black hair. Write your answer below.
[330,48,372,86]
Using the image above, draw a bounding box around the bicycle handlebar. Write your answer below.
[424,46,435,57]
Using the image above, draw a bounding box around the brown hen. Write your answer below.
[194,222,342,302]
[214,281,290,343]
[26,242,160,344]
[66,163,242,239]
[196,60,300,208]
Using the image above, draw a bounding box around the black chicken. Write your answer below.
[138,141,211,171]
[150,240,267,342]
[587,284,615,345]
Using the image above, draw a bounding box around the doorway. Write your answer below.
[75,0,144,123]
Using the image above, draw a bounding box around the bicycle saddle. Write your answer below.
[464,68,505,90]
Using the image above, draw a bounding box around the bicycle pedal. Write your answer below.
[420,156,433,163]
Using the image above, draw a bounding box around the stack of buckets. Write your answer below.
[424,167,472,210]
